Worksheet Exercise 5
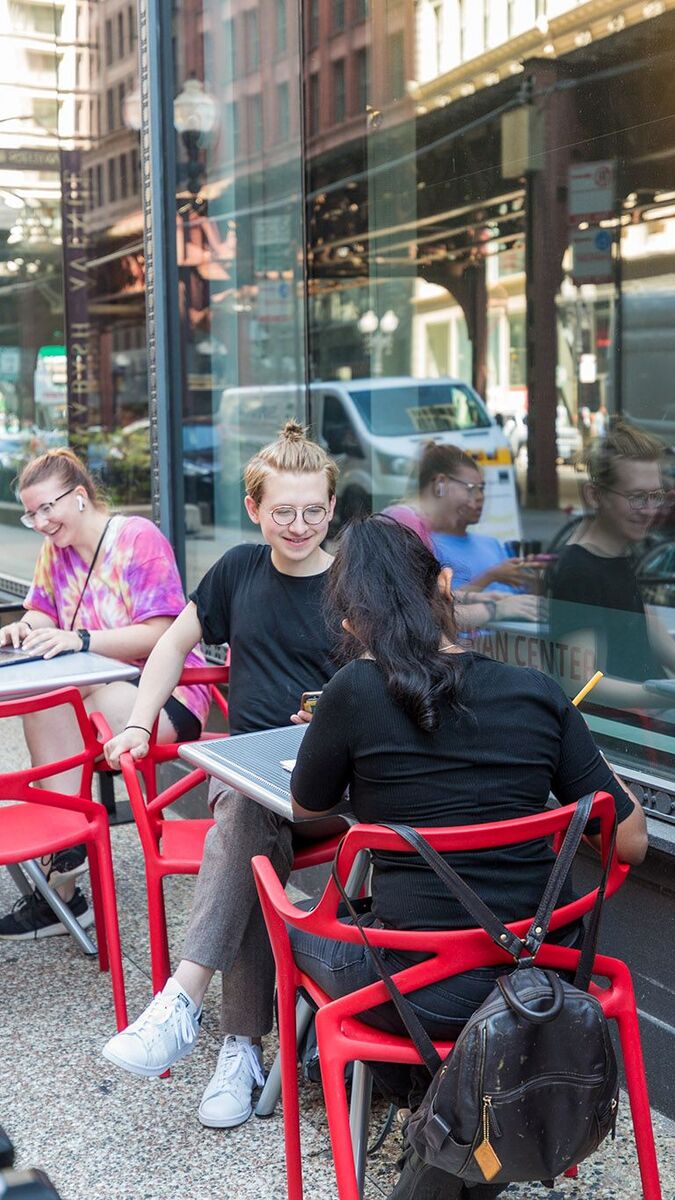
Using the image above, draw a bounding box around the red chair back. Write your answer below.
[252,793,663,1200]
[0,686,106,819]
[0,687,128,1030]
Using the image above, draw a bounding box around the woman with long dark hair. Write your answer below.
[289,517,647,1200]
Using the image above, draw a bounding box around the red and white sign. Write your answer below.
[570,227,614,285]
[568,160,616,223]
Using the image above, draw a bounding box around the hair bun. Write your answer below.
[280,419,307,442]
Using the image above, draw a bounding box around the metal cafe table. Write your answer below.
[0,650,139,952]
[178,725,374,1183]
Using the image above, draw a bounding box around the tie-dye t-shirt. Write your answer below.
[24,513,210,727]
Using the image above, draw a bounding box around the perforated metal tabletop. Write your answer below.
[179,725,308,820]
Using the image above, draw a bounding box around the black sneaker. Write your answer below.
[0,887,94,940]
[47,843,88,888]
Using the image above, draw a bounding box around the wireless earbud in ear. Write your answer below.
[434,481,446,499]
[77,495,85,511]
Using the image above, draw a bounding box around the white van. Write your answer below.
[220,377,521,541]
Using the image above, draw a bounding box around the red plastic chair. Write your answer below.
[253,792,662,1200]
[0,687,127,1030]
[117,667,345,994]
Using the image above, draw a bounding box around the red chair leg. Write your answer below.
[316,1019,362,1200]
[277,982,304,1200]
[94,828,128,1030]
[86,840,109,972]
[147,871,172,994]
[614,1004,662,1200]
[564,1166,578,1178]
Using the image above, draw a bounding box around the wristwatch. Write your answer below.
[77,629,91,653]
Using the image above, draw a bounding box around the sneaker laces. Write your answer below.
[131,990,199,1050]
[10,890,45,931]
[214,1038,266,1091]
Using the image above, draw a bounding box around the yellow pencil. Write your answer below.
[572,671,604,707]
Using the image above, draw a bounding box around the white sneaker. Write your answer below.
[198,1036,266,1128]
[102,977,202,1078]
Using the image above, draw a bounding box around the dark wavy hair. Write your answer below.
[327,515,464,731]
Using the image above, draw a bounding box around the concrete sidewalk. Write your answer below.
[0,716,673,1200]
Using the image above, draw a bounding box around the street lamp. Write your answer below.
[124,77,217,202]
[357,307,399,375]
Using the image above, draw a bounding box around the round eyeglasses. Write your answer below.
[269,504,329,527]
[445,476,486,497]
[602,487,666,511]
[20,486,76,529]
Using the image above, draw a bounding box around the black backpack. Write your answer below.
[334,794,619,1187]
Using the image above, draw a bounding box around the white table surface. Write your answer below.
[179,724,352,830]
[0,651,139,700]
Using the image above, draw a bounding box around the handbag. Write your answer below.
[332,794,619,1186]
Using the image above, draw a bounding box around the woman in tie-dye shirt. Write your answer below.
[0,449,210,937]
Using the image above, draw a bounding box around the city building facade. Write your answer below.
[1,0,675,1110]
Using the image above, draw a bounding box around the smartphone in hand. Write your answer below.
[300,690,322,715]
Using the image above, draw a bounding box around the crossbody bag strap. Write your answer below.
[573,814,617,992]
[330,852,442,1077]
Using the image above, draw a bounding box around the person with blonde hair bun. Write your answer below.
[103,421,342,1130]
[0,447,210,940]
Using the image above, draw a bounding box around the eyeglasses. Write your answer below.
[20,486,76,529]
[269,504,329,527]
[445,476,486,498]
[602,487,666,511]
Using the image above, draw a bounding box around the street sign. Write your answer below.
[256,279,294,323]
[0,147,60,172]
[568,160,616,223]
[570,226,614,285]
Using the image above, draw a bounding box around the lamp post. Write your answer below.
[357,307,399,376]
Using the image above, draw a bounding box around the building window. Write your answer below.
[128,4,137,48]
[275,0,287,54]
[32,98,58,130]
[276,81,289,142]
[106,87,115,131]
[244,10,259,72]
[119,152,129,198]
[431,0,443,76]
[354,0,368,21]
[117,11,125,58]
[75,100,84,134]
[248,94,263,153]
[386,31,404,101]
[355,47,368,111]
[105,18,113,65]
[96,162,103,207]
[118,80,127,125]
[332,0,345,33]
[309,72,320,136]
[459,0,470,61]
[332,59,345,123]
[131,147,141,194]
[108,157,117,203]
[308,0,319,48]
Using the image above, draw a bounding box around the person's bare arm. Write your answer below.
[104,601,203,766]
[646,610,675,673]
[557,627,673,709]
[585,764,648,865]
[19,616,173,661]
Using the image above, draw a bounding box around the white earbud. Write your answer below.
[77,495,85,511]
[434,481,446,499]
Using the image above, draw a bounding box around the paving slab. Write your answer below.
[1,716,673,1199]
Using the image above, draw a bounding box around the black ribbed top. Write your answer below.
[291,653,633,931]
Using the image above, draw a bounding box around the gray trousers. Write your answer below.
[182,782,294,1037]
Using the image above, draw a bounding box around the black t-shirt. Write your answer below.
[548,544,662,682]
[190,544,337,734]
[291,653,633,932]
